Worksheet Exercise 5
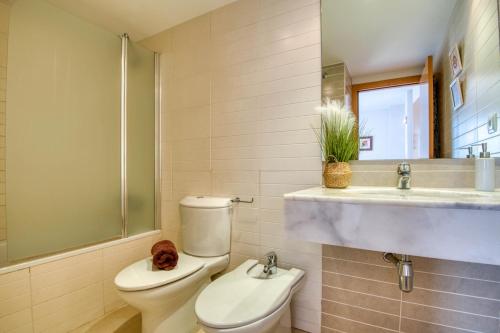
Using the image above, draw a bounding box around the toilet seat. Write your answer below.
[195,259,304,330]
[115,253,205,291]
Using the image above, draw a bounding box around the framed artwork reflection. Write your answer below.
[450,78,464,111]
[359,136,373,151]
[449,45,463,78]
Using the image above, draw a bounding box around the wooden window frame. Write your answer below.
[351,75,421,119]
[351,74,434,158]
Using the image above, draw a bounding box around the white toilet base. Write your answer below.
[141,280,209,333]
[116,255,229,333]
[200,299,293,333]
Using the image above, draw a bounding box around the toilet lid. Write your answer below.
[195,259,304,329]
[114,253,205,291]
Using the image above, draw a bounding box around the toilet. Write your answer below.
[195,259,305,333]
[114,196,232,333]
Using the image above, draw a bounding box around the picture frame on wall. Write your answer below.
[359,136,373,151]
[450,78,464,111]
[449,45,463,78]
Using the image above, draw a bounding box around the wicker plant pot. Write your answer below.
[323,162,352,188]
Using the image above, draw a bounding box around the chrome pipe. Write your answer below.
[383,253,414,292]
[120,33,129,238]
[398,256,413,293]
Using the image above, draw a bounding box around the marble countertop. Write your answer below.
[284,186,500,211]
[284,186,500,265]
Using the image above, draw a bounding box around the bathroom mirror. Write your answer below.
[321,0,500,160]
[0,0,158,267]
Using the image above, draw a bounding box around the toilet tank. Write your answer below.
[180,196,232,257]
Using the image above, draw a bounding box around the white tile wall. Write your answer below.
[142,0,323,331]
[440,0,500,157]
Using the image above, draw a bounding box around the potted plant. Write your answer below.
[315,100,359,188]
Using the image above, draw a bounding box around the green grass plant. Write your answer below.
[314,100,359,163]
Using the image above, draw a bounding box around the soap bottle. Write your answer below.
[474,143,496,192]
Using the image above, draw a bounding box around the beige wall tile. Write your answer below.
[144,1,323,331]
[211,0,260,36]
[103,279,125,314]
[350,166,479,188]
[0,308,33,333]
[0,0,6,244]
[102,236,151,280]
[102,237,153,313]
[0,2,10,35]
[0,33,8,68]
[0,269,31,318]
[30,250,103,304]
[32,282,104,333]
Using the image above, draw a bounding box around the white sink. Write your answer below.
[286,186,500,210]
[284,186,500,265]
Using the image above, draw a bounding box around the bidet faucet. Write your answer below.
[263,251,278,277]
[397,162,411,189]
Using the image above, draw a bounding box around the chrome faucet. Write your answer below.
[263,251,278,277]
[397,162,411,190]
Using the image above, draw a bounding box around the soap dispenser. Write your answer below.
[474,143,496,192]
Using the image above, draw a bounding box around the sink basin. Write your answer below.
[284,186,500,265]
[285,186,500,210]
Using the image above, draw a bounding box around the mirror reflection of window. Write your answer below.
[320,0,500,160]
[358,85,429,160]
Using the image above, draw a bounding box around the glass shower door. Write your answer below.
[6,0,123,261]
[126,41,156,235]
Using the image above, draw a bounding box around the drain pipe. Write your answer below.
[383,253,413,292]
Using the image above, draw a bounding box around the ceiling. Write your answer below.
[322,0,458,80]
[46,0,238,41]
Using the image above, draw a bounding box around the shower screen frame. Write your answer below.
[120,33,162,238]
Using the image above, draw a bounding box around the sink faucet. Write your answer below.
[263,251,278,277]
[397,162,411,189]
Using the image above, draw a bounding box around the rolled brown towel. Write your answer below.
[151,240,179,270]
